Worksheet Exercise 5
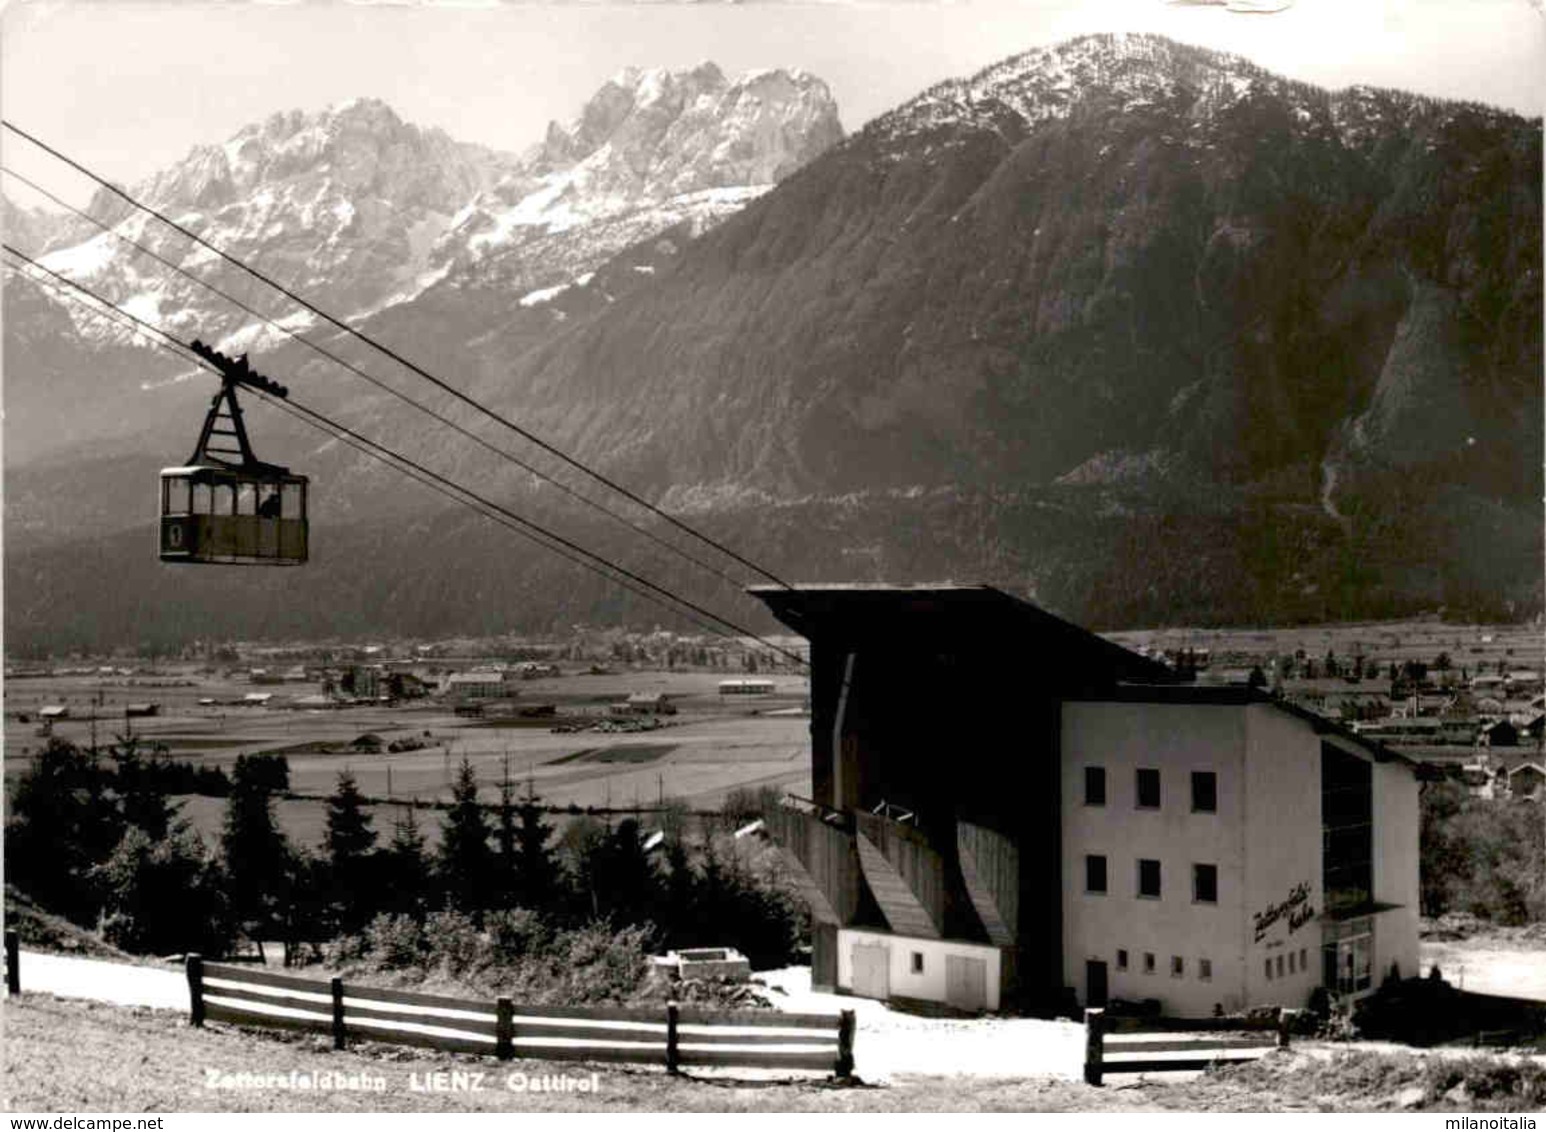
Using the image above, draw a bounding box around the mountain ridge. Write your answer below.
[3,34,1539,652]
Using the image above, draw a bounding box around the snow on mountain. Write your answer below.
[28,66,841,356]
[863,31,1433,154]
[35,98,508,352]
[425,63,842,291]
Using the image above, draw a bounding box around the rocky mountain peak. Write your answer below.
[425,61,843,297]
[527,61,842,197]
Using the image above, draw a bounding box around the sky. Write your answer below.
[0,0,1542,211]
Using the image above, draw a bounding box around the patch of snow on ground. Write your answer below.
[14,950,187,1012]
[758,966,1086,1080]
[1420,939,1546,1003]
[519,282,571,307]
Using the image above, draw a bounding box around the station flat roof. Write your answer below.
[747,583,1178,685]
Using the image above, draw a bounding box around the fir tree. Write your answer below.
[495,763,519,908]
[588,818,659,926]
[514,778,560,909]
[5,739,124,924]
[439,758,493,918]
[382,805,431,918]
[324,770,378,932]
[221,755,292,941]
[111,737,177,840]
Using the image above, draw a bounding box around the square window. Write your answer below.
[1136,768,1161,809]
[1117,949,1129,971]
[1171,956,1184,977]
[1193,863,1218,904]
[1191,771,1218,813]
[1143,952,1156,974]
[1086,854,1108,894]
[1085,766,1106,806]
[911,952,924,975]
[1199,958,1213,981]
[1138,858,1162,898]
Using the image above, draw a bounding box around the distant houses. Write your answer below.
[614,691,676,715]
[441,671,512,701]
[719,679,776,696]
[1480,719,1519,748]
[1505,761,1544,800]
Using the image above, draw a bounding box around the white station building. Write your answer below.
[752,585,1421,1017]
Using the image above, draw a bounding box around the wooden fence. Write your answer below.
[1083,1007,1292,1086]
[188,955,854,1075]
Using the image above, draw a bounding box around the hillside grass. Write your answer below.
[3,887,136,963]
[6,994,1544,1113]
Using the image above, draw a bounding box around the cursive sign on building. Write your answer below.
[1252,881,1315,943]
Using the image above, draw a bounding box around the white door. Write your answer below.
[852,941,890,1000]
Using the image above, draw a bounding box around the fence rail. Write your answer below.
[187,956,854,1076]
[1083,1007,1292,1086]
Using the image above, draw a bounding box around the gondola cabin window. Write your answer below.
[160,466,308,566]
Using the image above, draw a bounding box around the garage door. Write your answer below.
[946,953,987,1011]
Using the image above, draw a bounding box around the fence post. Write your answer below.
[6,930,19,995]
[186,953,205,1028]
[497,996,514,1061]
[836,1009,856,1077]
[330,977,346,1052]
[665,1001,680,1075]
[1083,1007,1105,1087]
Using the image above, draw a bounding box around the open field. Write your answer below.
[4,667,813,850]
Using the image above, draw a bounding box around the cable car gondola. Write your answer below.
[159,342,308,566]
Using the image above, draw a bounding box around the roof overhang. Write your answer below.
[747,583,1178,685]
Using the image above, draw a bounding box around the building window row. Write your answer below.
[1085,855,1218,904]
[1263,947,1310,981]
[1085,767,1218,813]
[1115,949,1213,982]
